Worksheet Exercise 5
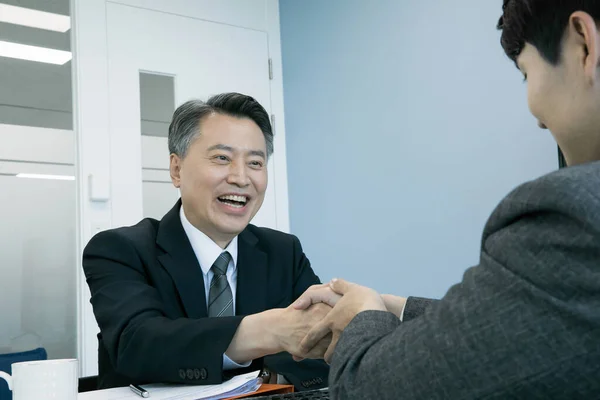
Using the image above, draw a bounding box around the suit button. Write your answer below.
[179,369,186,379]
[199,368,208,380]
[193,368,201,379]
[186,369,194,379]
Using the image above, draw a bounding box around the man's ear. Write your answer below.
[170,153,182,188]
[568,11,600,82]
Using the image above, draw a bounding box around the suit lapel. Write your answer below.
[235,228,268,316]
[156,200,207,319]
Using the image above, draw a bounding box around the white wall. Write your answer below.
[280,0,558,298]
[0,41,176,134]
[0,124,76,359]
[0,123,177,360]
[72,0,289,375]
[0,176,77,358]
[0,18,72,130]
[0,0,289,377]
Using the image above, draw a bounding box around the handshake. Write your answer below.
[257,279,407,364]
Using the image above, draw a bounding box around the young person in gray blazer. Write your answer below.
[294,1,600,398]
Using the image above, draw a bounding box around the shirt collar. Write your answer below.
[179,205,238,276]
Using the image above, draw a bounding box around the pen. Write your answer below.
[129,384,149,398]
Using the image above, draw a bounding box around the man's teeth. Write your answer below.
[219,195,248,206]
[220,195,247,203]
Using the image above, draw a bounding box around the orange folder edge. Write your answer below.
[224,383,294,399]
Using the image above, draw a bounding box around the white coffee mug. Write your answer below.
[0,358,78,400]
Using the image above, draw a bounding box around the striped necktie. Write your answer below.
[208,251,234,317]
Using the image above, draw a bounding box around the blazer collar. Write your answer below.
[156,200,207,319]
[235,228,268,316]
[156,200,269,318]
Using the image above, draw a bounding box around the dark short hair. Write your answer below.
[168,92,273,158]
[497,0,600,65]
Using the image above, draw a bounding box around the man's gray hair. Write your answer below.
[168,93,274,158]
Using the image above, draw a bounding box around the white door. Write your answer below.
[106,2,277,229]
[79,1,284,376]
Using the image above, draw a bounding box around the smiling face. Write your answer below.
[170,112,268,248]
[516,12,600,166]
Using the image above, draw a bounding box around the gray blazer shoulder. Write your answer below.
[330,161,600,399]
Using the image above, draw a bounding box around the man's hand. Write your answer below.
[292,283,342,310]
[293,285,407,319]
[289,283,339,362]
[299,279,387,363]
[266,303,333,359]
[225,302,332,364]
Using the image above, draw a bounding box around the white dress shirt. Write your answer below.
[180,207,251,370]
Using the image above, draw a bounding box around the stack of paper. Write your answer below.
[78,371,262,400]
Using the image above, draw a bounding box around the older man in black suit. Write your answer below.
[83,93,330,390]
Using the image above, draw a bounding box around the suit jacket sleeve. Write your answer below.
[83,230,244,385]
[329,172,600,399]
[291,234,321,298]
[402,296,436,321]
[263,234,330,391]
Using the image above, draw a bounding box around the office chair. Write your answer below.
[0,347,47,400]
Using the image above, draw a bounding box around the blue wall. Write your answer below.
[279,0,557,298]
